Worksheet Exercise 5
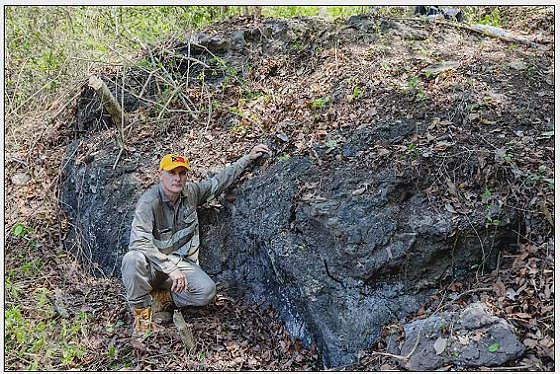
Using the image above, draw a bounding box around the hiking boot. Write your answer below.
[150,289,174,324]
[132,306,152,337]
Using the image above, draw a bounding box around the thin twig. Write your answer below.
[366,322,424,369]
[138,69,156,98]
[103,76,193,116]
[106,45,199,119]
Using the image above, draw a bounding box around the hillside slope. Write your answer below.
[5,10,554,370]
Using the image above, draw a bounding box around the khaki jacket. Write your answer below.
[128,155,252,274]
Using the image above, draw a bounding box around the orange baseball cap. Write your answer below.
[159,153,191,171]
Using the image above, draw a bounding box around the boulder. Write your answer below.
[196,123,517,367]
[399,302,525,370]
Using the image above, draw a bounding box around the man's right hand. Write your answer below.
[169,269,187,293]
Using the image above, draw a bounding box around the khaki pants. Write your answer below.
[121,250,216,309]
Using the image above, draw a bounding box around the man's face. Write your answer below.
[159,166,188,195]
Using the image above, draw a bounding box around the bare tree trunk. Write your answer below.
[243,6,249,16]
[253,6,262,18]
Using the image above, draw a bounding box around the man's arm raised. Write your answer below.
[185,144,270,206]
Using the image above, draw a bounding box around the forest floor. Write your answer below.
[4,8,554,370]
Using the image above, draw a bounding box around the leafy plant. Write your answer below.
[352,85,364,99]
[261,6,320,18]
[416,90,428,101]
[407,75,420,89]
[479,8,501,27]
[107,344,117,359]
[244,90,262,100]
[487,342,500,352]
[196,71,206,83]
[229,120,247,135]
[12,223,32,238]
[406,143,417,154]
[311,97,329,110]
[480,187,492,203]
[485,217,502,228]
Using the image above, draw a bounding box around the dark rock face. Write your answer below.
[196,123,517,367]
[61,121,518,367]
[397,303,525,370]
[61,140,141,276]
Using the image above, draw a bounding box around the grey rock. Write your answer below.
[347,15,378,33]
[11,172,31,186]
[401,302,525,370]
[196,33,230,52]
[231,30,246,50]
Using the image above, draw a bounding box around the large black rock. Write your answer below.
[197,124,516,367]
[61,121,518,368]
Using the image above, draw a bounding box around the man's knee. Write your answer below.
[121,250,148,277]
[192,279,216,306]
[177,279,216,307]
[203,281,217,305]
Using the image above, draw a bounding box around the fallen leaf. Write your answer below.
[511,312,532,319]
[276,132,289,142]
[352,187,366,196]
[444,203,456,213]
[523,338,538,348]
[487,342,500,353]
[433,336,447,355]
[539,336,554,348]
[433,141,452,151]
[445,178,457,195]
[378,148,390,157]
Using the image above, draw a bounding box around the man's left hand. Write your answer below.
[248,144,271,160]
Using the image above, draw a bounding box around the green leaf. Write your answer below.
[488,342,500,352]
[480,187,492,203]
[13,224,24,237]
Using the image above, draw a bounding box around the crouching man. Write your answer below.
[121,144,270,336]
